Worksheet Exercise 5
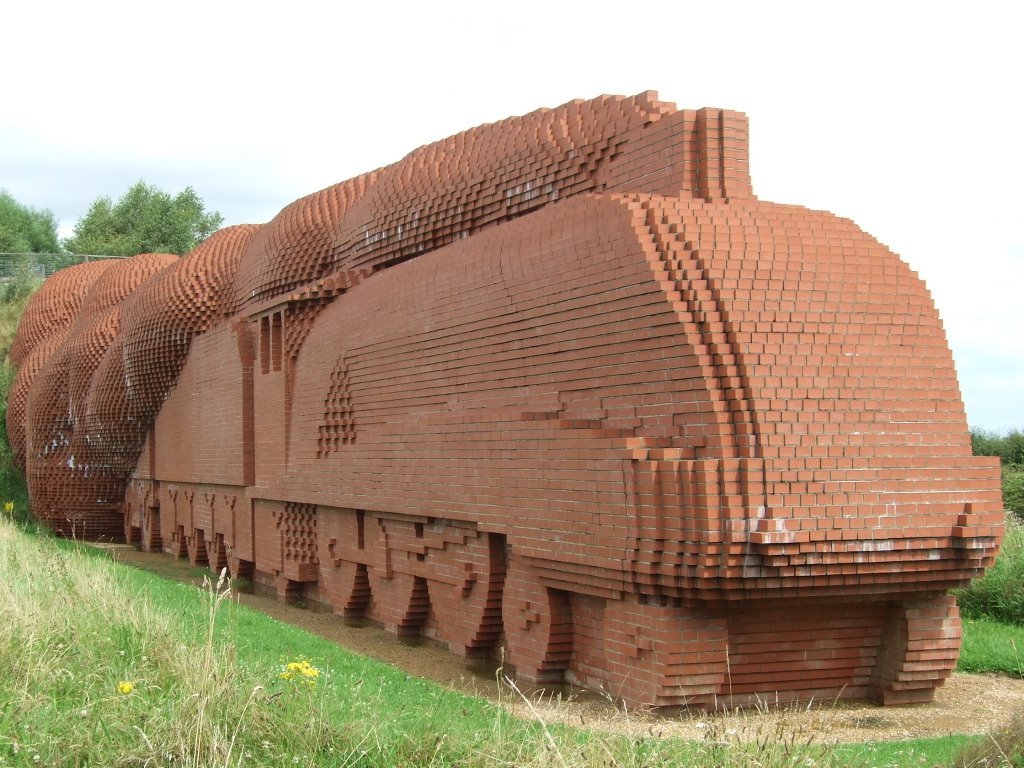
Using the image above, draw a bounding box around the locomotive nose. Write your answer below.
[622,197,1003,604]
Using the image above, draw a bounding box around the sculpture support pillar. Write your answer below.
[868,595,961,705]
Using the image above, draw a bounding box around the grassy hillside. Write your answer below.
[0,515,986,767]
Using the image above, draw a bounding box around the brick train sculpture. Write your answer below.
[10,92,1004,708]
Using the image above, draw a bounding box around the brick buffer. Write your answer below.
[10,91,1003,708]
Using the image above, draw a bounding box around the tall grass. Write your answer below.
[0,517,573,765]
[10,516,982,767]
[956,514,1024,626]
[954,710,1024,768]
[0,521,345,766]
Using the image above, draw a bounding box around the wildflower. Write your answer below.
[117,680,135,695]
[2,501,12,515]
[279,659,320,687]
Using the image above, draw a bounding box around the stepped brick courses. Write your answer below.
[10,92,1003,708]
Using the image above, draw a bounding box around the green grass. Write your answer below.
[0,517,807,767]
[955,513,1024,626]
[836,736,976,768]
[0,519,530,766]
[957,617,1024,677]
[955,510,1024,678]
[7,516,1013,768]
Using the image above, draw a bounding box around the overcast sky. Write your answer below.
[2,0,1020,431]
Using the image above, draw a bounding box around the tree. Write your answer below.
[971,426,1024,466]
[63,181,224,257]
[0,190,61,255]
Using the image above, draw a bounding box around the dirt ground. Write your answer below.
[98,543,1024,743]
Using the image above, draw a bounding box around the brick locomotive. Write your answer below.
[9,92,1004,708]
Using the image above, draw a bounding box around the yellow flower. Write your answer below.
[3,501,13,515]
[117,681,135,695]
[279,659,320,686]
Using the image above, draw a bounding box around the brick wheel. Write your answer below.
[601,597,726,708]
[316,508,371,618]
[425,531,505,657]
[365,516,429,637]
[186,528,209,567]
[226,549,253,581]
[868,595,961,705]
[501,553,572,683]
[140,514,162,552]
[321,557,371,619]
[123,507,140,546]
[367,567,429,637]
[206,532,228,574]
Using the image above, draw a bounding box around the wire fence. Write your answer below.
[0,252,125,281]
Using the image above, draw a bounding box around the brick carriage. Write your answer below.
[12,92,1003,708]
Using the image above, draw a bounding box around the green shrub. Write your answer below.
[956,514,1024,625]
[972,426,1024,468]
[0,363,29,522]
[0,255,41,303]
[974,427,1006,459]
[1004,466,1024,518]
[0,272,33,522]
